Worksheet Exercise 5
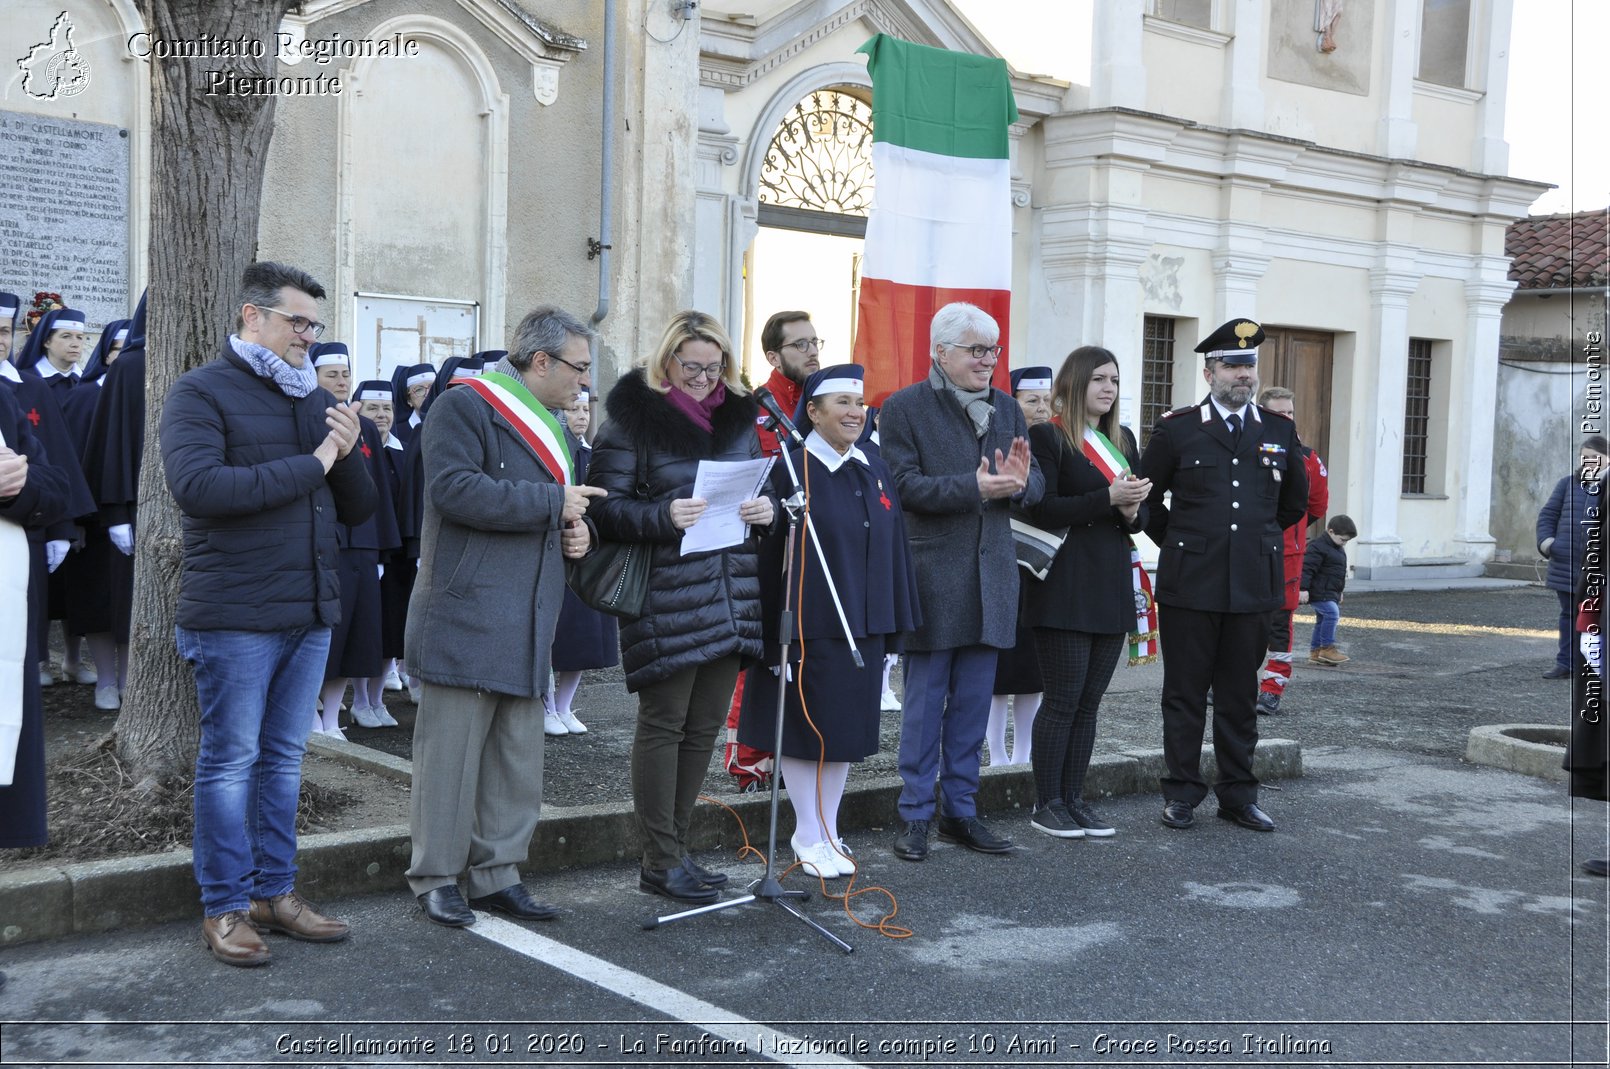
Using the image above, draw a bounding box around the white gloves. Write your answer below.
[109,524,134,555]
[45,540,69,572]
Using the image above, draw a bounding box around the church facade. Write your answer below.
[1,0,1550,577]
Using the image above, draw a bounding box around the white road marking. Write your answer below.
[468,915,868,1067]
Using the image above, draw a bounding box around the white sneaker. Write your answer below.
[791,833,841,878]
[544,710,570,736]
[557,709,587,734]
[373,704,399,727]
[407,679,424,704]
[71,664,99,685]
[880,688,901,711]
[383,666,404,691]
[93,684,120,710]
[350,705,385,729]
[38,667,55,687]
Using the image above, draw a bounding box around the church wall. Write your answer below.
[259,0,608,357]
[1411,89,1483,172]
[1139,30,1226,128]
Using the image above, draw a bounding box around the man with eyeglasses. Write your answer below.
[405,305,605,928]
[161,260,376,966]
[878,301,1042,863]
[754,311,822,455]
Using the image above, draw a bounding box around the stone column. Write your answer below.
[1472,0,1514,174]
[1378,0,1420,159]
[693,84,738,329]
[1220,0,1265,130]
[1090,0,1146,110]
[1451,258,1517,562]
[1351,255,1422,576]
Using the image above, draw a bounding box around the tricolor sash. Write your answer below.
[458,371,573,486]
[1079,424,1160,666]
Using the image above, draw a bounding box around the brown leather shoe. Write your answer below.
[202,911,271,967]
[249,891,350,943]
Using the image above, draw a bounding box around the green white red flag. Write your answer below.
[852,33,1018,404]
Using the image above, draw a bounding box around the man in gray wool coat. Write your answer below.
[877,301,1044,862]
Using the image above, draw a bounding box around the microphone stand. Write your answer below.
[641,418,857,953]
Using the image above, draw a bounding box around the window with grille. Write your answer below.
[1141,316,1176,446]
[1402,338,1433,493]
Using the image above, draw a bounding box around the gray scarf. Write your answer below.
[929,361,994,438]
[229,335,318,398]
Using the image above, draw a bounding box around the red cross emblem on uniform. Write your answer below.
[26,408,41,427]
[877,479,892,511]
[359,440,372,458]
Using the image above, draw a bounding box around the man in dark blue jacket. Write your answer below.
[160,261,375,967]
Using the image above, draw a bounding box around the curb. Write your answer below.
[1464,723,1568,782]
[0,738,1300,947]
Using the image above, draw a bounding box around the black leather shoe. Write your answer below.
[681,856,729,888]
[893,820,930,861]
[1582,859,1610,877]
[417,885,476,927]
[1544,665,1571,679]
[469,883,560,921]
[639,866,719,905]
[1217,802,1276,832]
[1161,801,1195,829]
[936,816,1013,854]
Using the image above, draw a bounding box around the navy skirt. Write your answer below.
[737,633,888,762]
[324,547,384,680]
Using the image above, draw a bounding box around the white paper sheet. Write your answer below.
[680,457,775,556]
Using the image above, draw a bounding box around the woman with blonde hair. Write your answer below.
[1022,345,1151,839]
[587,311,777,904]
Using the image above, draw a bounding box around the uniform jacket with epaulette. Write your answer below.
[1140,398,1310,614]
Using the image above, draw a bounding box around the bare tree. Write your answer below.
[117,0,297,787]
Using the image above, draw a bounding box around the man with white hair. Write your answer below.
[877,302,1043,862]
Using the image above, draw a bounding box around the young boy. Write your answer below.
[1301,514,1357,666]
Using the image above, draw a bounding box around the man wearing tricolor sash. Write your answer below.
[1140,319,1309,835]
[405,306,605,929]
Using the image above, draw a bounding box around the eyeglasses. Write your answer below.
[778,337,826,355]
[942,342,1003,362]
[259,306,327,339]
[547,352,592,376]
[674,353,726,380]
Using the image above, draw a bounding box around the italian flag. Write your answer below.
[852,34,1018,404]
[459,371,573,486]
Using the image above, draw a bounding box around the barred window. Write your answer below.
[1402,338,1433,494]
[1141,316,1176,446]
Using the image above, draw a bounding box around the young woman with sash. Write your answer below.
[1022,346,1153,839]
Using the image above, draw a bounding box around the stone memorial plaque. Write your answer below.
[0,110,131,330]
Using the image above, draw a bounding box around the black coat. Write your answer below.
[0,384,72,848]
[586,370,771,692]
[1568,492,1608,799]
[1141,399,1309,614]
[1024,422,1146,634]
[1301,533,1348,602]
[160,345,377,632]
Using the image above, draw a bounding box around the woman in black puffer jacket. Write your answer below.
[588,310,776,905]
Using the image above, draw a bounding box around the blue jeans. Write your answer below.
[1310,601,1340,649]
[896,646,998,821]
[176,625,331,916]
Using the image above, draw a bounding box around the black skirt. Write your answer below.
[992,595,1043,694]
[324,547,384,680]
[378,557,414,661]
[551,586,620,672]
[737,633,888,762]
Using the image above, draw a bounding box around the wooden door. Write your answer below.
[1259,327,1334,467]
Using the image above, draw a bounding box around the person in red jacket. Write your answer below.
[1255,387,1328,715]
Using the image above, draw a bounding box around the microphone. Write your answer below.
[754,386,806,446]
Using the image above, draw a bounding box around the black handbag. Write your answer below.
[566,442,651,618]
[566,538,649,618]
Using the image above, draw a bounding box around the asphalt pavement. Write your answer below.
[1,585,1606,1069]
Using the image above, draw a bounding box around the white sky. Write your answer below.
[950,0,1606,216]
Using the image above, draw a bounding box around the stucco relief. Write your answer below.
[1267,0,1372,96]
[1140,252,1185,311]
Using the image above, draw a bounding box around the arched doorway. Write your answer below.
[741,87,874,380]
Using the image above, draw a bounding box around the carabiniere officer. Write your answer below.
[1139,318,1310,833]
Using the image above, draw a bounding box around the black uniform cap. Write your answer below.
[1194,318,1264,366]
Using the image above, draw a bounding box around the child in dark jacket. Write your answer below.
[1301,514,1356,666]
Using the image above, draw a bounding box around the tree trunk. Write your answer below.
[116,0,296,788]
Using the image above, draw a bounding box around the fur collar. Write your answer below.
[603,368,759,458]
